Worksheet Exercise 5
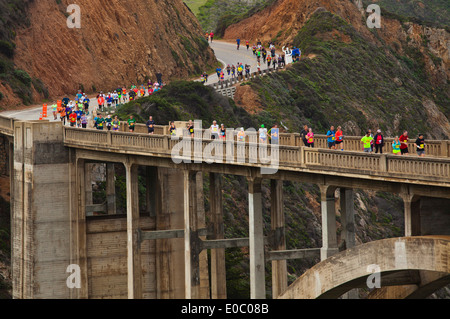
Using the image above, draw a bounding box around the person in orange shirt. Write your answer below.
[59,106,66,125]
[97,96,105,111]
[335,126,344,150]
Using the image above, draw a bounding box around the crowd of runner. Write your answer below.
[300,124,427,157]
[162,121,427,157]
[51,78,164,129]
[201,37,293,84]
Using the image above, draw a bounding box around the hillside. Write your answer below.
[0,0,217,109]
[221,0,449,139]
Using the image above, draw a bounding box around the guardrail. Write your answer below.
[63,127,450,183]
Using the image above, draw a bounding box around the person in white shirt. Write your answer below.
[259,124,268,143]
[210,120,219,140]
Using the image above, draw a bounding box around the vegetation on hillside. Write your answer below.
[114,80,256,129]
[246,10,449,138]
[0,0,49,106]
[194,0,273,36]
[362,0,449,30]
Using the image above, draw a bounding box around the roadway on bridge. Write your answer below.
[0,41,267,122]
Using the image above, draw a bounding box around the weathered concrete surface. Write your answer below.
[279,236,450,299]
[12,121,75,298]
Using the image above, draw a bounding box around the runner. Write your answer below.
[219,124,226,140]
[112,91,119,107]
[231,65,236,78]
[269,124,279,144]
[69,109,77,127]
[97,95,105,111]
[236,38,240,50]
[75,107,83,127]
[392,136,401,155]
[112,116,120,131]
[96,114,105,130]
[267,55,272,68]
[216,67,222,79]
[361,132,373,153]
[52,103,57,120]
[226,64,231,76]
[368,129,374,152]
[210,32,214,42]
[81,95,89,114]
[65,102,72,123]
[300,125,309,146]
[373,129,384,154]
[326,126,336,149]
[306,128,314,148]
[399,130,409,155]
[169,121,176,136]
[127,115,136,132]
[259,124,268,144]
[80,112,88,129]
[414,133,426,157]
[147,116,155,135]
[237,127,246,142]
[210,120,219,139]
[246,40,249,50]
[187,120,194,138]
[335,126,344,151]
[220,70,224,83]
[105,115,113,131]
[59,104,66,125]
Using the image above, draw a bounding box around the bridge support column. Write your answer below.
[184,170,201,299]
[248,177,266,299]
[208,173,227,299]
[340,188,355,249]
[106,163,116,215]
[339,188,358,299]
[270,179,287,298]
[85,163,93,212]
[145,166,157,217]
[401,192,421,237]
[320,185,338,261]
[125,162,142,299]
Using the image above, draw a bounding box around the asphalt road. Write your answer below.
[0,41,269,121]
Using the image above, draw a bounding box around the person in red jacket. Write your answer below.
[69,111,77,127]
[399,130,409,155]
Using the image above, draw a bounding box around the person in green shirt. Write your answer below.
[361,132,373,153]
[95,114,105,130]
[128,115,136,132]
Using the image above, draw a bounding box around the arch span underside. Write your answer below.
[279,236,450,299]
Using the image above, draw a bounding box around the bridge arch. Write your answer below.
[279,236,450,299]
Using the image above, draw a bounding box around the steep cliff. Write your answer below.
[1,0,216,107]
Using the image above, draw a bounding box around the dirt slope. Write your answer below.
[12,0,215,99]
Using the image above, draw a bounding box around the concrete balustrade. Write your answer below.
[63,127,450,184]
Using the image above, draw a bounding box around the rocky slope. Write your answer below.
[0,0,216,108]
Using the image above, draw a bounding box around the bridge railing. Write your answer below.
[277,133,449,157]
[63,127,450,183]
[0,115,15,136]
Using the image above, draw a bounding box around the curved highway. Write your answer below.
[0,41,269,121]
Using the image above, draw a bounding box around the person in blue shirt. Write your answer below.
[326,126,336,149]
[83,97,90,114]
[236,38,240,50]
